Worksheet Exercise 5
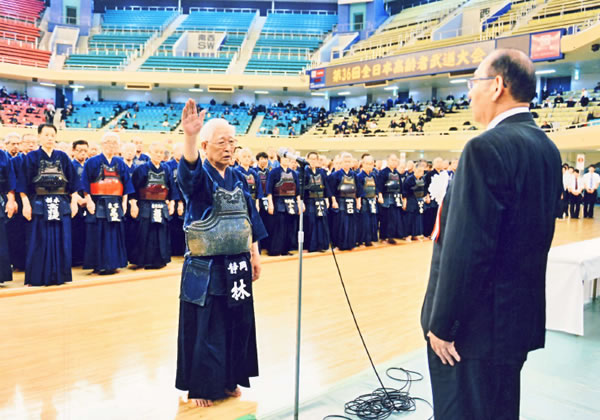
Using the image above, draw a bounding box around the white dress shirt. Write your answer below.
[582,172,600,191]
[486,107,531,130]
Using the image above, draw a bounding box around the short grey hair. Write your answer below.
[4,132,21,143]
[101,132,120,144]
[199,118,235,143]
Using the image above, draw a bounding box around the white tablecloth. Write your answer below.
[546,238,600,335]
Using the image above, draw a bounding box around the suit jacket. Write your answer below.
[421,112,563,360]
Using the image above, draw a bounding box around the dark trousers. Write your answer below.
[583,191,597,218]
[427,344,524,420]
[569,194,582,218]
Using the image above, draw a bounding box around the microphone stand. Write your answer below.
[293,160,309,420]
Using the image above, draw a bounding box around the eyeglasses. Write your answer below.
[467,77,496,90]
[209,136,238,148]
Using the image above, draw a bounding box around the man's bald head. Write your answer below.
[482,49,536,103]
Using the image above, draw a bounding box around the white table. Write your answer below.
[545,238,600,335]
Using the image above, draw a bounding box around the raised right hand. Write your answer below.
[181,99,207,138]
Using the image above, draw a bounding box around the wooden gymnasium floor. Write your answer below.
[1,214,599,420]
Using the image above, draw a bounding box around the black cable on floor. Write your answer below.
[322,222,433,420]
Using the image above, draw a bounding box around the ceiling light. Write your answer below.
[337,91,350,95]
[254,90,269,94]
[70,85,85,89]
[311,92,326,96]
[40,82,56,87]
[449,79,467,84]
[384,86,398,91]
[535,69,556,75]
[188,88,204,92]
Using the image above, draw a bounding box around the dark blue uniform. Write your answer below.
[329,169,358,250]
[0,150,16,283]
[18,148,79,286]
[6,153,27,271]
[175,156,267,401]
[403,174,426,237]
[130,161,179,268]
[166,158,186,257]
[356,170,379,245]
[266,166,299,256]
[377,167,405,240]
[303,167,331,252]
[81,154,135,272]
[71,159,86,266]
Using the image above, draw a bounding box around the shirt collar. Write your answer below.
[486,107,530,130]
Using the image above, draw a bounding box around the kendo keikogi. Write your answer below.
[403,171,428,238]
[303,167,331,252]
[71,157,87,266]
[167,157,186,257]
[255,165,271,251]
[0,150,17,283]
[329,168,359,251]
[378,167,406,242]
[266,164,299,256]
[175,154,267,403]
[82,155,134,274]
[130,160,178,269]
[18,146,79,286]
[357,169,379,246]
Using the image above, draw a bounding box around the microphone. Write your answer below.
[278,147,309,166]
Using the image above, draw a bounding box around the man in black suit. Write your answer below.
[421,49,563,420]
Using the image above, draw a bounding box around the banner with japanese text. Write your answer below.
[310,40,495,89]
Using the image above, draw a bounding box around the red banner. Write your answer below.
[530,30,562,61]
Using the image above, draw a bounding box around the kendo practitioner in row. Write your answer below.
[356,154,378,246]
[422,157,443,237]
[18,124,80,286]
[234,148,263,212]
[175,103,267,407]
[255,152,270,252]
[71,139,89,266]
[130,142,178,269]
[82,133,134,275]
[167,143,186,257]
[266,154,300,256]
[403,162,429,240]
[329,152,359,251]
[378,153,405,244]
[132,136,151,166]
[7,133,37,272]
[0,149,17,283]
[304,151,330,252]
[120,142,139,258]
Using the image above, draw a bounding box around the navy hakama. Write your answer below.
[19,148,79,286]
[0,150,16,282]
[266,166,299,256]
[329,169,358,250]
[356,170,379,245]
[166,158,186,257]
[71,159,86,266]
[81,155,134,272]
[377,167,406,240]
[130,161,178,268]
[6,154,27,270]
[403,174,426,237]
[175,156,267,401]
[303,167,330,252]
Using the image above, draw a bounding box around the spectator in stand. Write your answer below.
[554,93,564,105]
[580,89,589,107]
[566,97,576,108]
[541,121,552,130]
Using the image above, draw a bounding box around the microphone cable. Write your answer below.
[320,210,433,420]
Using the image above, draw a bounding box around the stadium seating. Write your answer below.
[119,103,185,131]
[511,0,600,35]
[0,97,50,127]
[179,10,255,32]
[204,105,254,135]
[0,0,49,67]
[102,8,177,30]
[64,102,127,129]
[245,11,336,75]
[145,9,255,73]
[257,107,315,137]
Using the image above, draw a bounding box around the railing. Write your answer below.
[0,12,37,25]
[139,66,227,73]
[267,9,337,16]
[105,6,178,12]
[189,7,258,14]
[243,68,304,76]
[0,30,38,45]
[63,63,126,70]
[0,55,48,67]
[101,24,166,33]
